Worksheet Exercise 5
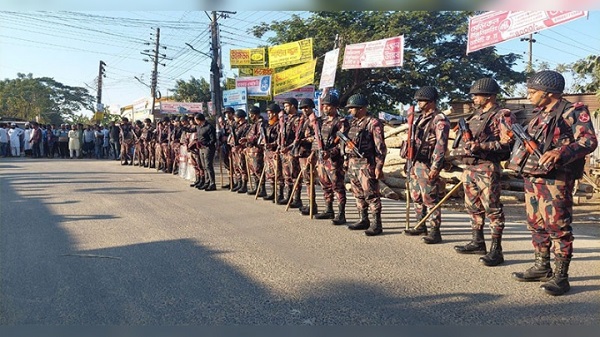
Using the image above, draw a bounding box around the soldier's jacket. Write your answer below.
[519,99,597,179]
[450,105,516,163]
[170,125,183,144]
[119,123,133,141]
[158,124,171,144]
[263,117,279,151]
[140,124,155,141]
[294,114,314,158]
[345,115,387,171]
[244,119,266,148]
[279,113,302,152]
[310,113,348,161]
[228,121,250,148]
[133,125,143,143]
[412,110,450,173]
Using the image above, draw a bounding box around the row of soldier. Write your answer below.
[114,70,597,297]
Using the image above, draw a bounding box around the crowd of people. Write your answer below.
[3,70,597,297]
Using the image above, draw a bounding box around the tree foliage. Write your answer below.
[0,73,94,124]
[571,55,600,94]
[250,11,526,113]
[169,76,211,103]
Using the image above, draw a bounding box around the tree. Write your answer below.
[571,55,600,94]
[0,73,94,124]
[250,11,526,113]
[169,76,211,103]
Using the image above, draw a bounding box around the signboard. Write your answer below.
[230,48,266,68]
[319,48,340,89]
[273,59,317,96]
[236,75,272,97]
[132,97,151,114]
[268,38,314,69]
[252,68,274,76]
[342,35,404,69]
[467,11,588,54]
[222,88,247,107]
[159,102,204,114]
[273,85,315,103]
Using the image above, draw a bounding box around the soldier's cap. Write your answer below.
[162,116,170,123]
[249,106,261,115]
[266,103,281,113]
[195,113,206,121]
[235,109,247,118]
[223,107,235,114]
[283,97,298,109]
[180,115,189,122]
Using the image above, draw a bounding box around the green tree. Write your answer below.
[250,11,526,113]
[0,73,94,124]
[571,55,600,94]
[170,76,211,103]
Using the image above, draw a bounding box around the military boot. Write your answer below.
[540,258,571,296]
[348,209,370,230]
[511,250,553,282]
[288,188,303,209]
[247,177,259,195]
[479,236,504,266]
[231,178,241,192]
[331,203,347,225]
[262,187,275,201]
[276,185,291,205]
[237,179,248,193]
[315,202,335,219]
[422,226,442,244]
[256,180,267,198]
[198,178,210,190]
[189,176,201,188]
[365,211,383,236]
[454,228,487,255]
[404,225,427,236]
[300,201,318,216]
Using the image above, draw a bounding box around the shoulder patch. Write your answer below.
[437,123,445,130]
[578,112,590,123]
[573,102,585,109]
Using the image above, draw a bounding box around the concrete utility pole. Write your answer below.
[97,60,106,116]
[210,11,222,118]
[520,33,536,72]
[141,27,170,119]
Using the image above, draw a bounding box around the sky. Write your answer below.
[1,9,600,118]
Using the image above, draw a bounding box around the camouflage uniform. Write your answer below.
[296,98,317,216]
[170,119,184,174]
[242,107,266,197]
[140,119,155,168]
[277,98,303,207]
[510,70,598,296]
[228,110,251,193]
[262,105,283,201]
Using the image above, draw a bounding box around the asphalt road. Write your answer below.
[0,157,598,325]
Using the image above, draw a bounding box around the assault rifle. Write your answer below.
[501,119,550,172]
[310,114,324,163]
[453,117,473,149]
[336,130,363,158]
[404,106,415,230]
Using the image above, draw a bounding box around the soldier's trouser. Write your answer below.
[246,146,264,181]
[316,152,346,205]
[524,175,575,259]
[282,152,300,190]
[264,150,283,186]
[232,146,247,181]
[200,146,216,186]
[347,157,381,213]
[299,156,315,202]
[462,162,505,236]
[171,142,180,170]
[409,161,441,228]
[161,143,172,170]
[190,149,204,179]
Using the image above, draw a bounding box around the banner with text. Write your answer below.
[273,85,315,103]
[319,48,340,89]
[268,38,314,69]
[230,48,266,68]
[236,75,272,97]
[160,102,204,114]
[273,59,317,96]
[342,36,404,70]
[222,88,247,107]
[467,11,588,54]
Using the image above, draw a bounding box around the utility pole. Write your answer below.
[209,11,235,117]
[141,27,170,120]
[97,60,106,121]
[520,33,536,72]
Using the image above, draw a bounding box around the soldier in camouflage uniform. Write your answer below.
[277,97,303,208]
[344,94,387,236]
[229,109,251,194]
[261,104,283,201]
[140,118,154,168]
[451,78,516,266]
[506,70,597,296]
[402,86,450,243]
[296,98,317,216]
[310,93,349,225]
[219,107,236,189]
[170,117,184,175]
[158,116,172,173]
[242,106,267,197]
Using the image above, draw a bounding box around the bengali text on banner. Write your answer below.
[342,36,404,70]
[273,59,317,96]
[268,38,313,69]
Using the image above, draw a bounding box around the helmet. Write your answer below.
[249,106,261,115]
[299,98,315,109]
[345,94,369,108]
[235,109,247,118]
[223,107,235,114]
[469,78,500,95]
[283,97,298,109]
[162,116,170,123]
[195,113,205,121]
[144,118,152,123]
[414,86,439,101]
[527,70,565,94]
[321,93,339,106]
[180,115,189,122]
[266,103,281,113]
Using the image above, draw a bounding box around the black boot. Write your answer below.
[300,201,318,216]
[422,226,442,244]
[331,203,347,225]
[247,177,258,195]
[315,202,334,219]
[263,183,275,201]
[194,177,205,188]
[404,225,427,236]
[479,236,504,266]
[365,211,383,236]
[512,251,553,282]
[237,179,248,193]
[540,258,571,296]
[231,178,241,192]
[454,228,487,255]
[256,181,267,198]
[276,185,290,205]
[199,178,210,190]
[348,209,370,230]
[288,188,303,209]
[189,177,201,187]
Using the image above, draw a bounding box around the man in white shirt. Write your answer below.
[8,123,24,157]
[0,123,8,157]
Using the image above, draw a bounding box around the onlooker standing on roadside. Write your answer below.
[83,125,95,158]
[8,123,23,157]
[109,121,120,160]
[68,124,81,159]
[0,123,8,157]
[102,125,110,158]
[29,122,42,158]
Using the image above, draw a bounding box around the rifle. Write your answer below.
[404,105,415,230]
[310,114,325,164]
[335,130,363,158]
[458,117,473,142]
[502,120,550,173]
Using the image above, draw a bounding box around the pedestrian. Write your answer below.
[68,124,81,159]
[8,123,23,157]
[506,70,597,296]
[296,98,317,215]
[344,94,388,236]
[402,86,450,243]
[23,123,32,157]
[310,93,349,225]
[57,124,69,158]
[29,122,42,158]
[450,78,516,266]
[119,118,134,165]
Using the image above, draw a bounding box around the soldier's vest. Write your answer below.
[412,112,440,164]
[283,114,301,147]
[348,116,377,163]
[506,99,585,179]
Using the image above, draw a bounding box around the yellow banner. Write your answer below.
[238,68,254,77]
[273,59,316,96]
[230,48,266,68]
[268,38,313,69]
[253,68,274,76]
[226,78,236,90]
[94,112,104,121]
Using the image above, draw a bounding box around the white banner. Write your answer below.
[159,102,204,114]
[222,88,247,107]
[342,36,404,70]
[273,85,315,103]
[235,75,271,97]
[319,48,340,89]
[467,11,588,54]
